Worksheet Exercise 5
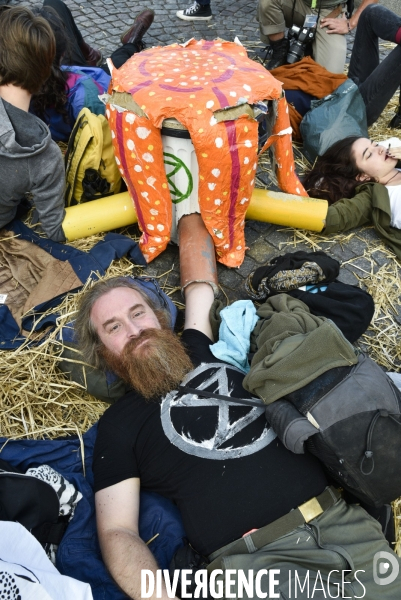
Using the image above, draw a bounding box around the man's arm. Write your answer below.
[320,0,378,35]
[31,141,66,242]
[96,478,173,600]
[178,214,218,341]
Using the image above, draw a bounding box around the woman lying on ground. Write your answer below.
[30,0,154,142]
[303,136,401,260]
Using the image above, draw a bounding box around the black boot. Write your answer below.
[389,105,401,129]
[265,37,289,71]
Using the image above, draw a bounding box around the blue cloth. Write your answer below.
[210,300,259,372]
[0,425,186,600]
[0,220,146,349]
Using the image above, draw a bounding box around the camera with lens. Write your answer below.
[287,14,318,64]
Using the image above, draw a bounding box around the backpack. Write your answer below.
[0,458,68,546]
[300,79,368,163]
[65,107,121,206]
[265,353,401,507]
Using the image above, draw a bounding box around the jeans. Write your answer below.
[348,4,401,126]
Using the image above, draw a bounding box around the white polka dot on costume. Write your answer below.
[136,127,151,139]
[212,169,220,177]
[115,157,121,165]
[214,199,221,205]
[253,163,257,170]
[190,76,198,80]
[150,208,159,215]
[206,100,214,109]
[134,165,142,172]
[147,223,154,230]
[141,191,148,198]
[210,116,217,126]
[147,176,156,187]
[106,109,110,119]
[127,139,134,150]
[148,247,157,254]
[229,91,236,97]
[250,180,254,186]
[244,140,252,148]
[240,198,249,204]
[244,157,249,164]
[215,138,223,148]
[296,187,300,194]
[142,153,154,163]
[157,224,165,232]
[208,183,216,190]
[164,78,174,82]
[236,246,242,250]
[154,237,162,243]
[110,105,116,111]
[111,131,115,139]
[173,68,180,72]
[119,168,124,175]
[243,84,251,92]
[224,243,229,249]
[180,82,188,86]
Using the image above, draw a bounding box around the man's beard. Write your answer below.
[101,326,193,400]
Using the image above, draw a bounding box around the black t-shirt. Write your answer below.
[93,329,328,555]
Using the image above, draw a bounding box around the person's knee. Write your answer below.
[360,3,386,26]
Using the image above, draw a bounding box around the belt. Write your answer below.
[207,486,341,573]
[324,4,344,19]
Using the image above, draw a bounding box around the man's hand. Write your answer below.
[321,0,378,35]
[320,14,349,35]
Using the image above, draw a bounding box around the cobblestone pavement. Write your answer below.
[16,0,401,326]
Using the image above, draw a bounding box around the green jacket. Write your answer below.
[323,183,401,260]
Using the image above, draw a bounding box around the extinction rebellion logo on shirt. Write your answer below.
[160,363,276,459]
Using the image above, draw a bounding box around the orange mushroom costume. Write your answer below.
[106,39,305,267]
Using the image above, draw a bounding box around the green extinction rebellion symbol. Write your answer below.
[163,152,193,204]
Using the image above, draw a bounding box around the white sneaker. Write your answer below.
[176,1,212,21]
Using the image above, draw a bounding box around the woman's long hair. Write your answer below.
[303,136,376,205]
[30,6,69,122]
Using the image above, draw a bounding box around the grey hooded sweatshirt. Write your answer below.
[0,97,65,241]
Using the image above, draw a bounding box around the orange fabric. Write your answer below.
[107,39,303,267]
[270,57,347,98]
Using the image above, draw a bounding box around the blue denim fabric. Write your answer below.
[0,425,186,600]
[348,5,401,126]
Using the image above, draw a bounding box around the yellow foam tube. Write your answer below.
[62,189,328,242]
[63,191,137,241]
[247,188,328,232]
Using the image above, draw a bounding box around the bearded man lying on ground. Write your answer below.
[74,213,401,600]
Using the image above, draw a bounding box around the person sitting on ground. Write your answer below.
[347,3,401,128]
[31,0,154,142]
[257,0,377,74]
[304,135,401,259]
[74,211,400,600]
[0,6,65,241]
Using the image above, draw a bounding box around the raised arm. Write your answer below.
[178,214,218,341]
[96,478,172,600]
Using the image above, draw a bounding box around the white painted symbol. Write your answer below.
[160,363,276,460]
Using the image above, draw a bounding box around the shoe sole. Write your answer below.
[120,9,155,45]
[176,11,212,20]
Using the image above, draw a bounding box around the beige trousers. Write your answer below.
[257,0,347,73]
